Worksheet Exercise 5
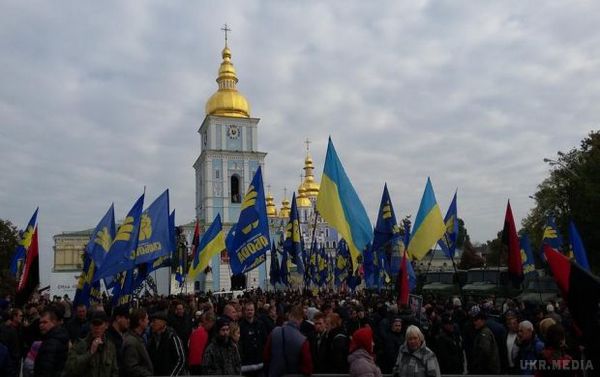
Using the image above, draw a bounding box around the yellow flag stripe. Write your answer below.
[408,203,446,260]
[187,231,225,280]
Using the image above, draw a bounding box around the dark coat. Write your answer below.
[63,333,119,377]
[0,323,23,377]
[381,331,404,374]
[122,330,153,377]
[469,326,500,374]
[239,318,268,366]
[327,327,349,373]
[201,337,241,375]
[146,327,186,376]
[309,331,330,373]
[435,327,464,374]
[34,326,70,377]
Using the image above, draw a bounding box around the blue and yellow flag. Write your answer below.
[316,138,372,270]
[227,167,271,274]
[335,239,350,286]
[542,216,563,250]
[134,190,171,265]
[74,205,115,308]
[280,246,289,286]
[188,214,226,280]
[520,234,536,276]
[317,245,328,287]
[112,269,135,307]
[408,178,446,260]
[283,192,305,275]
[269,241,280,286]
[568,221,590,271]
[438,191,458,259]
[9,208,39,277]
[373,184,401,253]
[94,194,145,282]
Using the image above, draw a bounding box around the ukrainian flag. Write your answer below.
[316,138,372,270]
[188,214,226,280]
[408,178,445,260]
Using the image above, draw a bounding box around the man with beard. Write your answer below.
[34,307,70,377]
[202,318,241,375]
[63,311,118,377]
[147,311,186,376]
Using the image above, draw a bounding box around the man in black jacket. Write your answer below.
[435,314,464,374]
[0,308,24,377]
[147,311,185,376]
[239,302,267,376]
[34,307,70,377]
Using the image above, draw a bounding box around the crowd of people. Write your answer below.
[0,288,596,376]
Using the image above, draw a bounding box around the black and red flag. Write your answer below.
[15,227,40,306]
[396,250,409,307]
[543,245,600,370]
[502,200,522,283]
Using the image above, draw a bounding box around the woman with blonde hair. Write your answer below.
[393,325,441,377]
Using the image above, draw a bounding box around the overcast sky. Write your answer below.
[2,1,599,283]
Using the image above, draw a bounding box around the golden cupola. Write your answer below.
[297,182,312,207]
[205,43,251,118]
[266,190,278,217]
[279,197,291,218]
[302,153,320,198]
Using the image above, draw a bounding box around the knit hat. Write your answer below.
[215,317,231,331]
[349,327,373,355]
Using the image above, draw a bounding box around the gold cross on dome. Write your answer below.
[221,24,231,46]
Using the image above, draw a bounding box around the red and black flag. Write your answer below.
[15,227,39,306]
[502,200,522,283]
[396,250,409,307]
[544,245,600,369]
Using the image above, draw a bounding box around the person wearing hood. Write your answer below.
[201,317,241,375]
[393,325,441,377]
[34,307,70,377]
[348,326,382,377]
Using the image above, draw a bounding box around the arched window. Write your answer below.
[231,175,241,203]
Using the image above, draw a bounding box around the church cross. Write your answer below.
[221,24,231,46]
[304,137,311,152]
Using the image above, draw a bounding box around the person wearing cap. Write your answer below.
[105,305,129,376]
[468,308,500,374]
[122,308,153,377]
[147,311,186,376]
[348,327,382,377]
[434,314,464,374]
[63,310,118,377]
[201,317,241,375]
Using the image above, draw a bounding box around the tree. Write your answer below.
[458,239,485,269]
[523,131,600,273]
[0,219,19,297]
[456,218,470,250]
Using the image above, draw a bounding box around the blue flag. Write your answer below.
[363,243,376,288]
[406,256,417,292]
[280,246,289,286]
[318,245,328,287]
[112,269,135,307]
[74,205,116,308]
[283,192,305,275]
[269,242,280,286]
[9,208,39,277]
[134,190,171,265]
[542,216,563,250]
[94,194,145,282]
[227,167,271,274]
[438,191,458,259]
[335,239,350,286]
[373,184,401,253]
[568,221,590,271]
[520,234,536,276]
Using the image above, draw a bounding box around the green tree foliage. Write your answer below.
[523,131,600,272]
[456,218,470,249]
[0,219,19,297]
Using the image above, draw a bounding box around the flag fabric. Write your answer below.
[283,192,305,275]
[362,243,376,288]
[188,214,226,281]
[280,246,289,286]
[502,200,523,281]
[93,194,145,282]
[133,190,171,265]
[227,167,271,274]
[15,228,39,306]
[408,178,446,260]
[112,269,135,307]
[269,242,280,286]
[9,208,39,277]
[520,234,536,276]
[543,245,600,369]
[396,250,409,306]
[335,239,350,286]
[316,137,372,270]
[74,205,116,308]
[568,221,590,271]
[438,191,459,259]
[542,216,563,251]
[318,245,328,287]
[372,184,401,254]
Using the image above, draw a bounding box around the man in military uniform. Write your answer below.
[468,307,500,374]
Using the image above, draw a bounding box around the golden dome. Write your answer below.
[205,45,251,118]
[297,185,312,208]
[279,197,291,218]
[266,191,278,217]
[302,153,320,197]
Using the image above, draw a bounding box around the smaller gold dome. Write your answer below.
[279,197,291,218]
[205,45,251,118]
[302,153,320,198]
[297,185,312,208]
[266,191,278,217]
